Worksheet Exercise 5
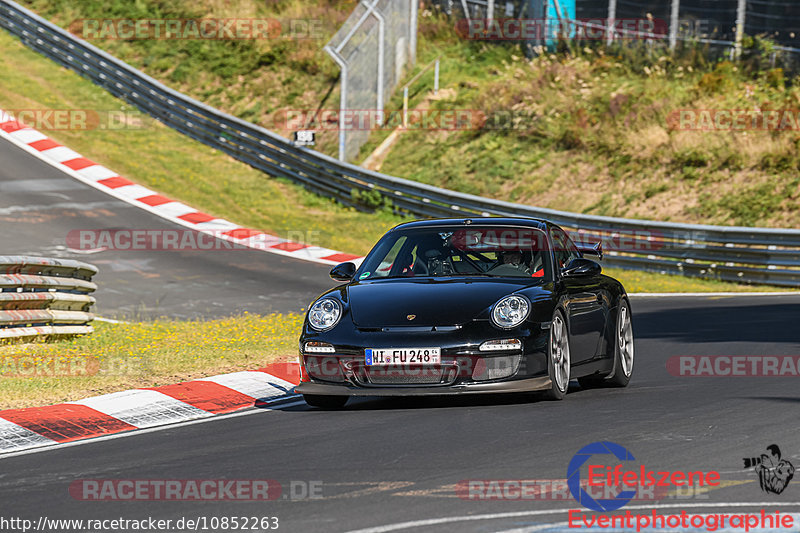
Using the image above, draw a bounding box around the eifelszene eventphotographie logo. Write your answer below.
[567,441,721,512]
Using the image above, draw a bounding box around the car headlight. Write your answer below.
[491,295,530,329]
[308,298,342,331]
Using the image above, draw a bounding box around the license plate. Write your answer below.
[365,347,441,365]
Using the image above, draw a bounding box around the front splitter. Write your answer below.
[294,376,551,396]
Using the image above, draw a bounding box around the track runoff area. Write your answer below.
[1,124,800,531]
[1,22,800,533]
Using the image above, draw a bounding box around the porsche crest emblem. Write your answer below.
[406,314,416,321]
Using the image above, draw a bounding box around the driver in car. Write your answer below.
[500,250,531,274]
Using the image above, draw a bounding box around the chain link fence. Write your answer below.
[325,0,418,162]
[432,0,800,64]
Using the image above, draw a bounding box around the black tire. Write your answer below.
[303,394,348,409]
[606,299,634,387]
[542,310,570,400]
[579,299,634,389]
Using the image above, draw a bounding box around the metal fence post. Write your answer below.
[409,0,418,64]
[669,0,680,51]
[460,0,471,25]
[434,59,440,95]
[324,45,348,162]
[735,0,746,59]
[403,86,409,128]
[374,7,385,127]
[606,0,617,46]
[323,0,416,161]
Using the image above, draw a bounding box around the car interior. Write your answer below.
[373,231,549,279]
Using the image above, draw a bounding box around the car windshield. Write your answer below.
[357,226,553,280]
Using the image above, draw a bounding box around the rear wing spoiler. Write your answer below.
[577,242,603,261]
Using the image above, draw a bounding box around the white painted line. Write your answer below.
[241,233,283,247]
[70,389,212,429]
[151,201,196,218]
[629,292,800,297]
[76,165,119,181]
[0,398,305,461]
[0,418,56,452]
[250,370,298,391]
[112,184,160,200]
[295,246,346,261]
[193,219,240,231]
[198,371,292,400]
[344,503,800,533]
[0,118,364,267]
[39,146,82,163]
[7,128,47,144]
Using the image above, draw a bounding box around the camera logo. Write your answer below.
[743,444,795,495]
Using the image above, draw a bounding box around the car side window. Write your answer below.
[550,227,580,270]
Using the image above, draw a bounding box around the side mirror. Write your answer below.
[562,258,602,278]
[576,241,603,261]
[330,262,356,282]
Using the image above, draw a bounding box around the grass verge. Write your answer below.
[0,19,789,294]
[0,313,302,410]
[602,268,791,293]
[0,29,403,256]
[0,268,785,411]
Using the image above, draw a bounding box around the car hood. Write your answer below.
[346,278,536,327]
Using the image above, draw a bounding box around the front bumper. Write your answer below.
[295,375,552,396]
[298,319,550,394]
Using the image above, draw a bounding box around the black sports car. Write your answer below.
[295,217,634,408]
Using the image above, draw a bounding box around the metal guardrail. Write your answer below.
[2,0,800,286]
[0,257,97,341]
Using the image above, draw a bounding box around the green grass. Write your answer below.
[603,268,791,294]
[0,313,302,409]
[0,6,791,294]
[368,32,800,228]
[0,29,403,256]
[12,1,800,229]
[0,267,785,410]
[0,4,793,411]
[17,0,355,156]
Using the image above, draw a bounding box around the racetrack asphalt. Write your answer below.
[3,137,800,532]
[0,137,332,319]
[1,293,798,532]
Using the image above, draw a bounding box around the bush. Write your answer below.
[351,188,389,211]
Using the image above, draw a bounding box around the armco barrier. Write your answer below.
[0,257,97,340]
[2,0,800,286]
